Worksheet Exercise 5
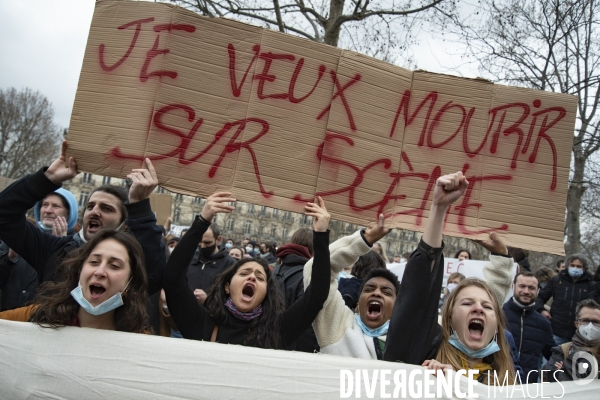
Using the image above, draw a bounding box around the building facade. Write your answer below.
[62,172,487,261]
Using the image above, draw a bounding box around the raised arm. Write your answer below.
[0,141,76,276]
[281,197,331,345]
[384,171,468,364]
[162,192,235,340]
[474,233,514,305]
[123,158,165,295]
[302,214,390,349]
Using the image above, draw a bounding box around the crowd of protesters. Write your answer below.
[0,141,599,386]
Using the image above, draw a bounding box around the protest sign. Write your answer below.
[67,0,577,254]
[149,193,172,226]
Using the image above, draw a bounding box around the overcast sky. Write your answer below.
[0,0,475,131]
[0,0,95,129]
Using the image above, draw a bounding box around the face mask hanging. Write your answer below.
[71,278,132,316]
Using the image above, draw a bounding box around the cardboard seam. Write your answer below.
[143,3,176,175]
[229,27,265,196]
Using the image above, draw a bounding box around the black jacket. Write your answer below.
[0,168,165,294]
[384,239,445,363]
[535,270,596,339]
[273,253,319,353]
[186,248,236,292]
[274,253,309,308]
[259,252,277,265]
[0,241,38,311]
[503,298,556,383]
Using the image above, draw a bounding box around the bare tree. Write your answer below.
[169,0,455,63]
[441,0,600,255]
[0,88,62,179]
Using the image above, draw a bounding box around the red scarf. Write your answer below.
[275,243,311,260]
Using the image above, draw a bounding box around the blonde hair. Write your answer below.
[437,279,515,385]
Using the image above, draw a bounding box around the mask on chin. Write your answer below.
[448,330,500,358]
[71,278,132,316]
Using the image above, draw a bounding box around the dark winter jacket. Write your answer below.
[259,252,277,265]
[0,168,165,294]
[186,248,236,292]
[541,332,600,382]
[503,298,556,383]
[274,253,310,308]
[273,251,319,353]
[535,270,596,339]
[504,329,525,381]
[0,241,38,311]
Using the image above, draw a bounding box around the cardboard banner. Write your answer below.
[388,258,519,303]
[1,320,597,399]
[148,193,172,226]
[67,0,577,254]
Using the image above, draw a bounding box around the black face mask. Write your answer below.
[200,244,216,259]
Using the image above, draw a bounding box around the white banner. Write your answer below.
[0,320,597,399]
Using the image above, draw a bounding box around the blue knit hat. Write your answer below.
[34,188,79,234]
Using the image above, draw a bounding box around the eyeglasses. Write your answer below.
[578,319,600,327]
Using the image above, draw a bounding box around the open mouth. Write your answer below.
[89,284,106,299]
[241,283,255,302]
[87,219,101,233]
[366,300,383,319]
[468,318,485,340]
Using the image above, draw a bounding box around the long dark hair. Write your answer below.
[30,230,150,333]
[454,249,472,259]
[205,258,285,349]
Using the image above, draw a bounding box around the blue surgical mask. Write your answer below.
[568,267,583,278]
[448,331,500,358]
[355,314,389,337]
[71,278,132,316]
[225,242,233,249]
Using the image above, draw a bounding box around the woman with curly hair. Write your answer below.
[0,230,150,333]
[162,192,331,349]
